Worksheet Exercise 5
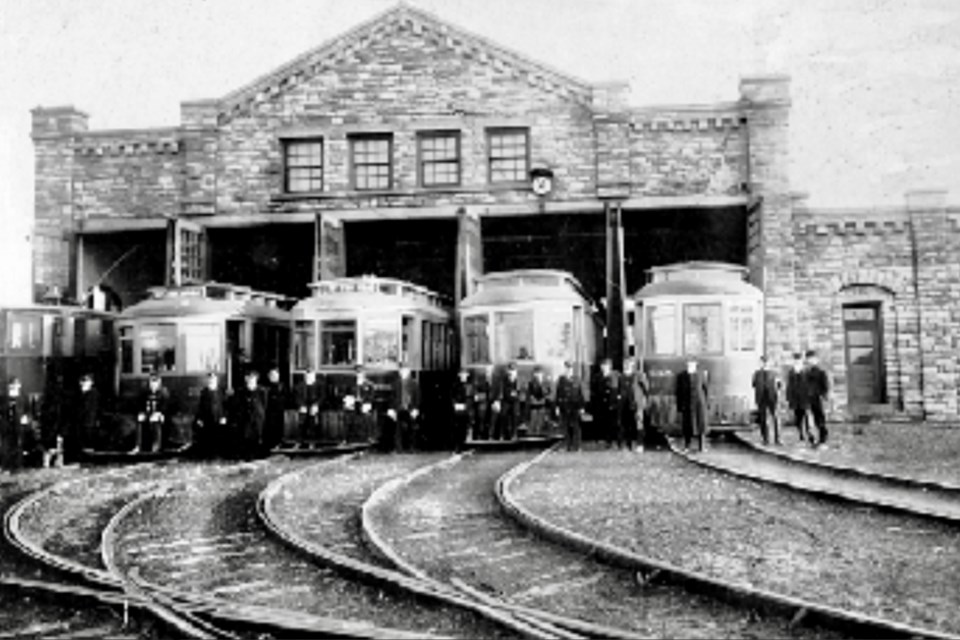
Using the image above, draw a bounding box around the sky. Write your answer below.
[1,0,958,303]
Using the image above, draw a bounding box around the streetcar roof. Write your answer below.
[460,269,595,309]
[294,276,451,317]
[0,304,116,318]
[633,278,762,300]
[120,282,293,321]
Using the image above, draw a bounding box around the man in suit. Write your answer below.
[598,358,623,448]
[752,355,782,446]
[262,365,288,453]
[451,368,473,452]
[294,368,324,448]
[494,362,521,440]
[786,352,810,443]
[525,365,552,437]
[555,361,585,452]
[471,364,495,441]
[0,377,30,472]
[621,359,649,452]
[230,369,265,460]
[194,371,227,458]
[69,373,100,462]
[134,373,169,454]
[804,350,830,448]
[348,367,377,445]
[387,364,420,452]
[675,358,709,453]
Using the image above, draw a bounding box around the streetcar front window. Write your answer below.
[183,324,221,373]
[294,321,316,370]
[683,303,722,355]
[539,311,573,361]
[646,305,677,356]
[494,310,534,362]
[139,323,177,373]
[463,314,490,364]
[320,320,356,366]
[728,303,757,352]
[364,317,399,366]
[6,313,42,354]
[119,327,134,374]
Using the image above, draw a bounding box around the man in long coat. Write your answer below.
[621,359,649,452]
[262,366,288,453]
[598,358,623,448]
[386,365,420,452]
[135,373,169,453]
[785,352,810,442]
[294,368,324,447]
[471,364,495,441]
[804,350,830,447]
[231,369,265,459]
[675,358,709,452]
[525,365,552,437]
[194,371,226,458]
[451,368,473,452]
[1,377,30,472]
[752,355,782,445]
[494,362,521,441]
[69,373,100,461]
[555,361,585,452]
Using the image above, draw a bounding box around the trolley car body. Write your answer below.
[115,282,293,449]
[291,276,455,446]
[0,304,117,443]
[458,269,602,396]
[632,261,764,435]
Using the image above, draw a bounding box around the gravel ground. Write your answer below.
[0,466,165,639]
[510,446,960,636]
[367,451,842,639]
[749,422,960,485]
[110,453,514,639]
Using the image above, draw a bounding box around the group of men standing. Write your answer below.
[752,350,831,448]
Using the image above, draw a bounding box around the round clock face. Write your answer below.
[532,175,553,196]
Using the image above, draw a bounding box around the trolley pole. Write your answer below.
[604,199,627,370]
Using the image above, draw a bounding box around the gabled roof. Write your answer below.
[218,3,595,120]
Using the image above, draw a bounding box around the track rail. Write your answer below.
[498,445,960,640]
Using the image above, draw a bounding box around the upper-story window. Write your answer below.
[351,134,393,191]
[283,139,324,193]
[487,128,529,184]
[418,131,461,187]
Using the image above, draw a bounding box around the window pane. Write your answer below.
[139,323,177,373]
[183,324,221,373]
[683,304,722,355]
[352,136,392,191]
[419,133,460,187]
[464,315,489,365]
[494,310,534,361]
[6,313,42,353]
[488,129,529,183]
[320,320,356,366]
[728,304,757,352]
[294,320,316,370]
[646,305,677,356]
[843,307,877,321]
[364,317,399,366]
[541,312,573,361]
[285,139,323,193]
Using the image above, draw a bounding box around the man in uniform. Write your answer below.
[598,358,623,448]
[525,365,551,437]
[621,359,649,452]
[752,355,782,446]
[786,352,810,442]
[294,368,324,448]
[348,367,377,445]
[452,368,473,452]
[472,364,495,441]
[386,364,420,452]
[555,361,585,452]
[262,365,288,453]
[675,358,709,453]
[194,371,227,458]
[230,369,265,460]
[69,373,100,462]
[804,350,830,448]
[494,362,521,440]
[1,377,30,472]
[134,373,169,454]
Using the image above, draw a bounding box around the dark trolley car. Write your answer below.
[112,282,293,453]
[631,261,764,435]
[291,276,455,447]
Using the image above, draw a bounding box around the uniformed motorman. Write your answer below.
[386,364,420,452]
[1,377,30,472]
[555,361,585,452]
[598,358,623,448]
[472,364,495,441]
[452,368,473,451]
[134,373,169,454]
[345,367,377,444]
[194,371,227,458]
[621,359,649,452]
[294,368,324,448]
[69,373,100,462]
[230,369,265,459]
[525,365,552,437]
[494,362,521,440]
[262,365,288,453]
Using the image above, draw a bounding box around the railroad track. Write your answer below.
[503,444,960,640]
[106,452,521,639]
[359,448,838,639]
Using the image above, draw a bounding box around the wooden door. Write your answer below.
[843,304,884,404]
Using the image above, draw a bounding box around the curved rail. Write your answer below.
[496,446,960,640]
[258,453,562,640]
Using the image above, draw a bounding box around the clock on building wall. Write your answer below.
[530,167,554,196]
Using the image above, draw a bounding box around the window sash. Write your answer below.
[418,133,461,187]
[284,140,324,193]
[351,136,392,191]
[488,129,529,183]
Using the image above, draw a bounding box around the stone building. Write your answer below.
[33,4,959,422]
